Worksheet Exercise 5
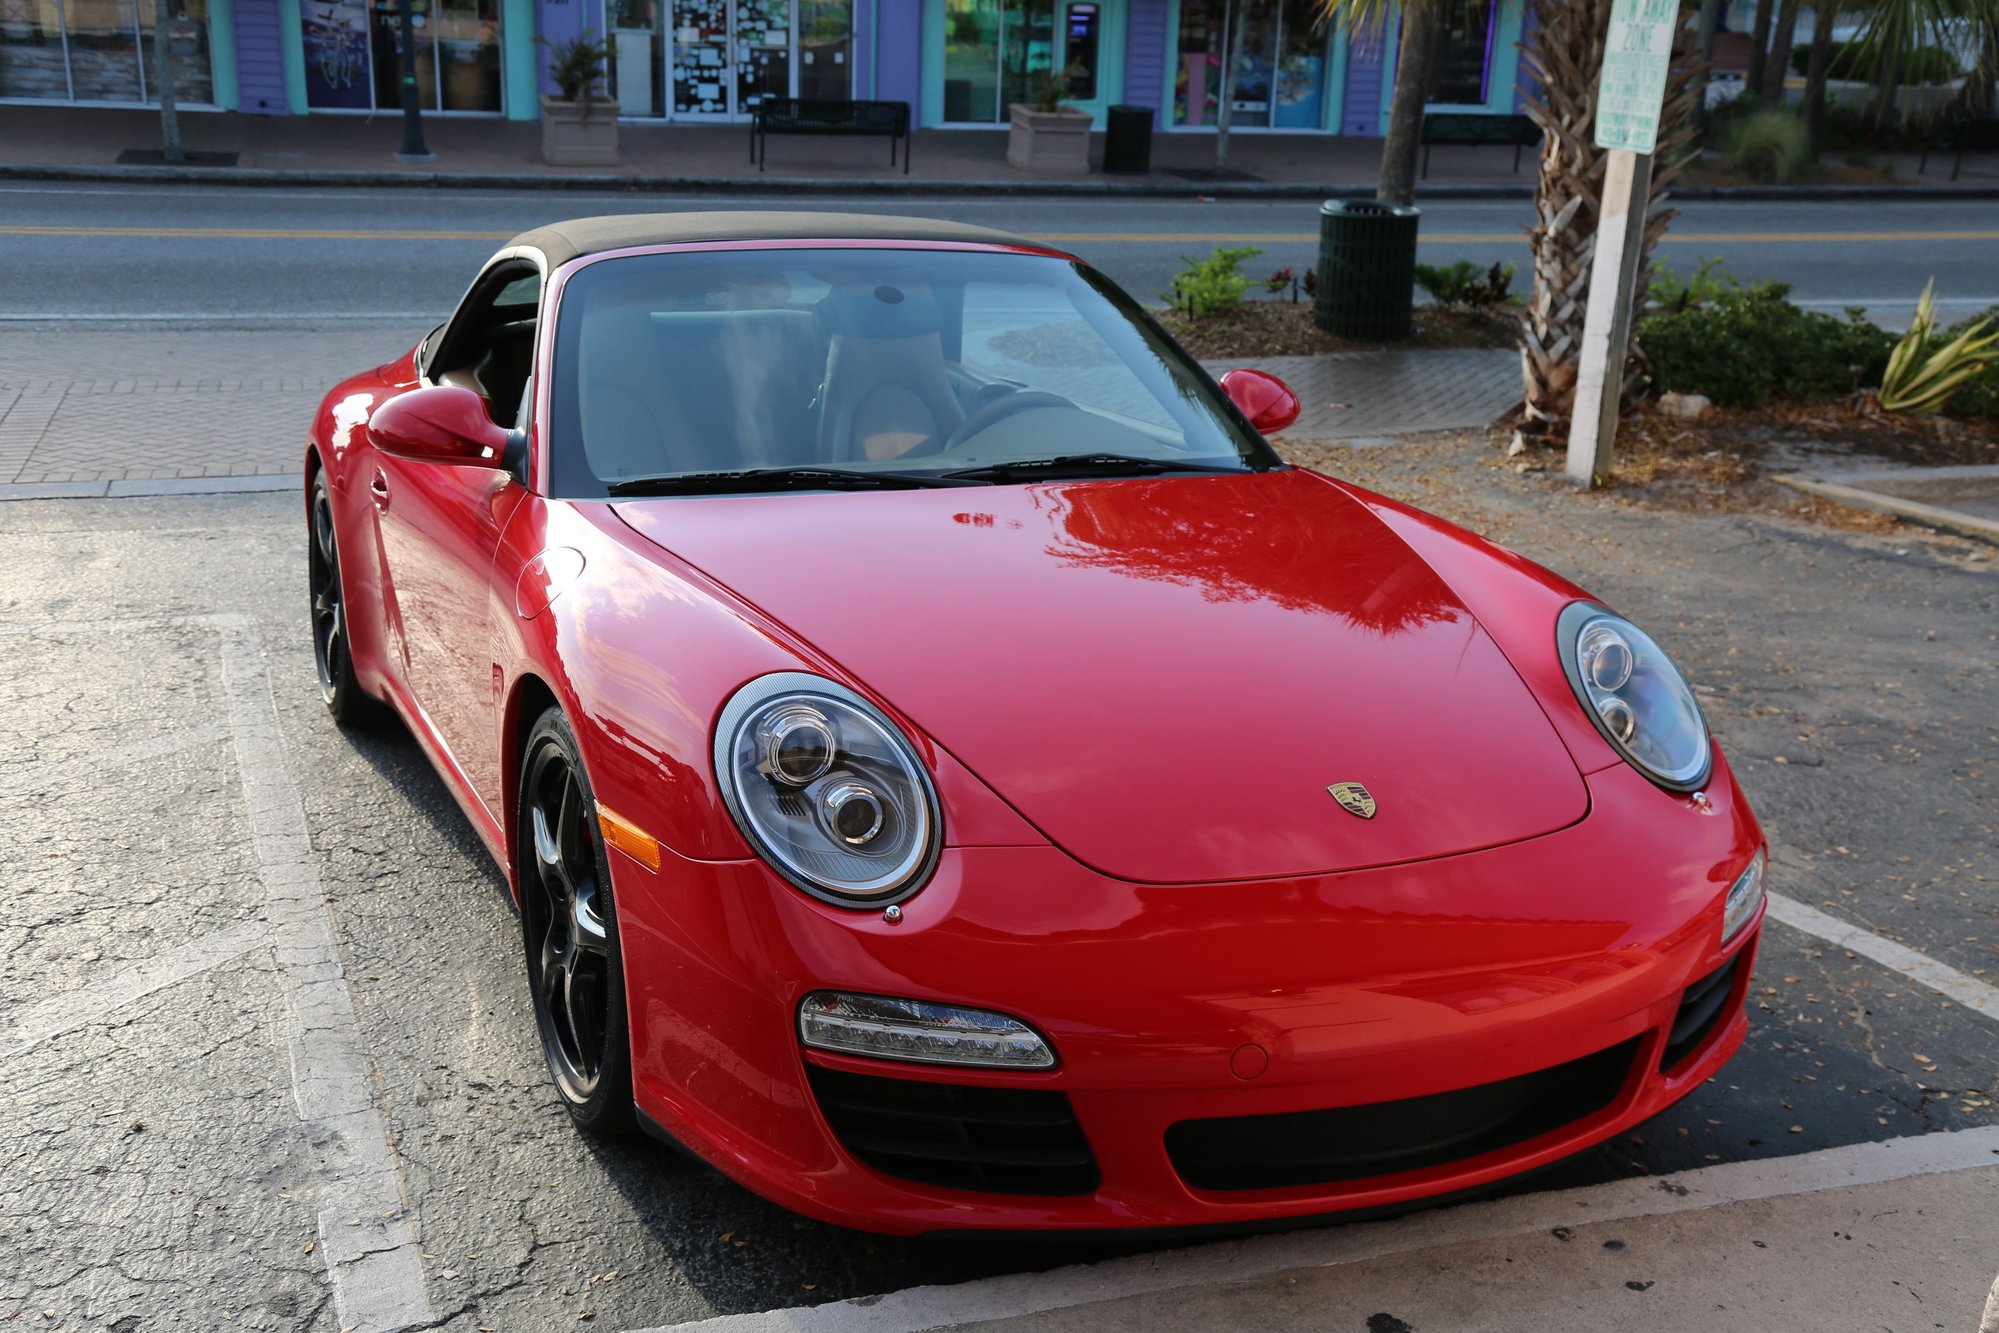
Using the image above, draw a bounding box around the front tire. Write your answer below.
[308,471,380,726]
[519,707,635,1135]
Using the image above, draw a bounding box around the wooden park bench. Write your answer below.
[1918,119,1999,182]
[1420,113,1542,177]
[750,99,912,174]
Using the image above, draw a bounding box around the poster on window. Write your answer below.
[304,0,373,107]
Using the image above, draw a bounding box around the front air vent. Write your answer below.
[1660,954,1742,1072]
[806,1063,1099,1196]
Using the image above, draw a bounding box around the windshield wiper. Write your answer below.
[937,453,1247,483]
[607,466,971,497]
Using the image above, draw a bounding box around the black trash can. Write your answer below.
[1314,199,1421,341]
[1102,104,1154,175]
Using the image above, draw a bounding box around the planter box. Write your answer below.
[540,94,621,167]
[1007,104,1093,175]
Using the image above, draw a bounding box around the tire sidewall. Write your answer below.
[519,705,635,1134]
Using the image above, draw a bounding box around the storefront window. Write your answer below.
[1174,0,1326,129]
[617,0,845,119]
[943,0,1050,122]
[2,0,213,103]
[302,0,502,112]
[1432,3,1492,105]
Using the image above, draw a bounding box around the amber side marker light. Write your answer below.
[598,806,662,872]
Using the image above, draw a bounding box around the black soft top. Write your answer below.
[509,211,1045,269]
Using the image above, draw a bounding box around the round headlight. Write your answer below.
[714,673,941,905]
[1557,603,1711,791]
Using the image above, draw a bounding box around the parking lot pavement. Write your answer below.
[1,460,1995,1330]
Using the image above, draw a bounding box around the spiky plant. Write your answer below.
[1877,280,1999,414]
[1517,0,1705,435]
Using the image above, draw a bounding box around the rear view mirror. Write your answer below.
[1219,368,1302,436]
[367,385,513,466]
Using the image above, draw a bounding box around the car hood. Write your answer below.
[612,468,1588,884]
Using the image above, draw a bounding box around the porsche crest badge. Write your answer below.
[1326,782,1377,819]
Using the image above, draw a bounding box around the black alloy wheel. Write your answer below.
[309,471,379,725]
[519,707,634,1133]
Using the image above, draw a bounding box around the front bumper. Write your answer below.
[615,754,1765,1235]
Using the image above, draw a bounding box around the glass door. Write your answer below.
[671,0,729,114]
[1173,0,1329,129]
[796,0,849,98]
[733,0,789,114]
[941,0,1052,124]
[608,0,664,115]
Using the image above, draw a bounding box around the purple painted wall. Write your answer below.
[1514,0,1539,110]
[874,0,920,115]
[1341,17,1392,136]
[1120,0,1169,123]
[537,0,603,97]
[233,0,289,113]
[853,0,875,96]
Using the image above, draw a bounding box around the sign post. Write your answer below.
[1566,0,1678,485]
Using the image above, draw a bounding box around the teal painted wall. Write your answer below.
[208,0,238,108]
[504,0,537,119]
[278,0,306,114]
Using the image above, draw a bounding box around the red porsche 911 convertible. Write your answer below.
[305,212,1766,1235]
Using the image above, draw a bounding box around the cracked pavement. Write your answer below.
[0,404,1995,1328]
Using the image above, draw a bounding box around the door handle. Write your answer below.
[369,471,391,511]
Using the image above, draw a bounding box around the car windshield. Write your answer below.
[545,247,1276,497]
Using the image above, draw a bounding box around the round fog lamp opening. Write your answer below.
[798,991,1056,1069]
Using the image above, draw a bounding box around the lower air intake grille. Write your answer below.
[806,1064,1100,1196]
[1660,954,1742,1072]
[1165,1039,1639,1193]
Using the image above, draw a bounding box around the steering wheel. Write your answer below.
[942,390,1078,453]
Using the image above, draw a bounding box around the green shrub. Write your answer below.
[1879,282,1999,414]
[1722,109,1813,183]
[1414,259,1516,309]
[1163,245,1263,318]
[1648,257,1739,315]
[1641,282,1895,407]
[1934,305,1999,419]
[539,30,614,104]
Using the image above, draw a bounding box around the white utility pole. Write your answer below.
[1566,0,1678,486]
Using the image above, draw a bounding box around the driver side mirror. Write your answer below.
[1219,368,1301,436]
[367,384,513,467]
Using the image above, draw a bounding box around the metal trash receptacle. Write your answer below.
[1313,199,1421,341]
[1102,105,1154,175]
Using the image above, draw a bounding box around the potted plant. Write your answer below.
[539,30,619,167]
[1007,63,1093,174]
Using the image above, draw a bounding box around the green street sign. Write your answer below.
[1596,0,1678,154]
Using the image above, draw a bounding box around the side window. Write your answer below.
[428,266,541,425]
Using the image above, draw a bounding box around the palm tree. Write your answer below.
[1319,0,1456,205]
[1517,0,1704,432]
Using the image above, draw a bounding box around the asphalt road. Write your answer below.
[4,180,1999,329]
[1,448,1994,1328]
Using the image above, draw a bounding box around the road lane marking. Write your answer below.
[0,723,231,795]
[0,917,269,1061]
[630,1124,1999,1333]
[6,224,1999,245]
[1764,891,1999,1023]
[216,615,437,1333]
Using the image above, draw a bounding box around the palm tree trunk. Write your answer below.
[1745,0,1776,98]
[1214,0,1247,170]
[1520,0,1703,431]
[1761,0,1802,105]
[1801,0,1838,151]
[151,0,184,164]
[1377,2,1442,205]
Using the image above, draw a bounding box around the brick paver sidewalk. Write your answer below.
[0,330,1519,494]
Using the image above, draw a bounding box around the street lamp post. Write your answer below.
[393,0,436,164]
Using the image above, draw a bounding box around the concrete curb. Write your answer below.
[7,160,1999,201]
[1775,472,1999,547]
[0,475,297,502]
